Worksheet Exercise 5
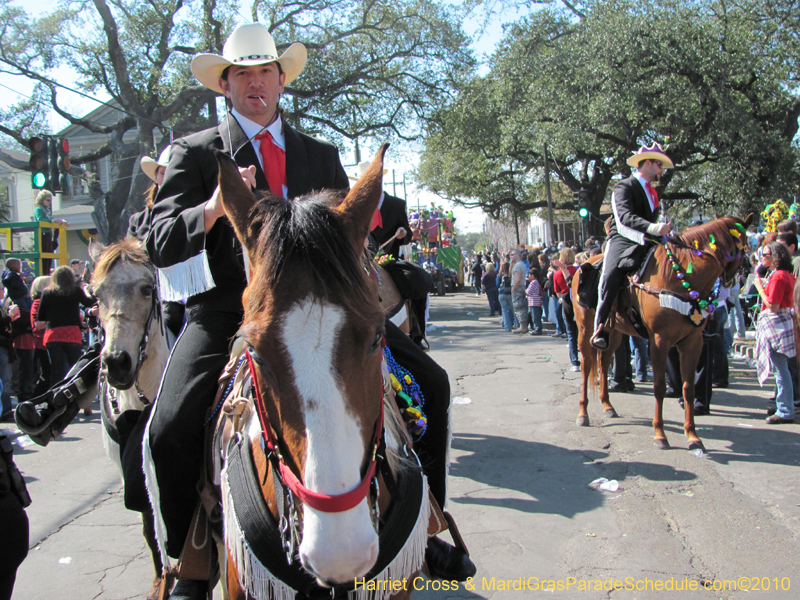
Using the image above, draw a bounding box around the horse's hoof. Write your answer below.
[688,441,706,455]
[604,408,619,418]
[654,438,670,450]
[576,415,590,427]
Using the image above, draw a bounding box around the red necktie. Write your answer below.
[370,209,383,231]
[254,130,286,198]
[646,182,659,210]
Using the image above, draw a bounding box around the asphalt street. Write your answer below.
[3,290,799,599]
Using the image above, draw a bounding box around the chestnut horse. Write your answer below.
[212,144,432,599]
[572,216,752,452]
[90,238,172,599]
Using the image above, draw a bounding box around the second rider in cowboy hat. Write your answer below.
[591,143,673,349]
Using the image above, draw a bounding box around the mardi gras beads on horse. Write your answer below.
[383,345,427,440]
[663,240,719,312]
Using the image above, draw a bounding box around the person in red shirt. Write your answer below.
[754,241,796,423]
[35,266,95,387]
[29,276,52,398]
[552,247,580,370]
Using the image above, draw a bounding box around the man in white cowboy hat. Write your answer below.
[350,160,412,259]
[135,23,349,598]
[140,145,171,188]
[591,142,673,349]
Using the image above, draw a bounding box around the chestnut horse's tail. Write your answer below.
[573,262,603,402]
[587,346,602,400]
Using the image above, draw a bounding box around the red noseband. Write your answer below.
[245,350,384,513]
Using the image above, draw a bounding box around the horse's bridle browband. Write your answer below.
[244,349,385,514]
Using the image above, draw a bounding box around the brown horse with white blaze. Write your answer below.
[214,143,430,599]
[572,215,752,452]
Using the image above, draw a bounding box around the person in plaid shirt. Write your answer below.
[754,241,796,424]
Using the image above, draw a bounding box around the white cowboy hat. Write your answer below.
[191,23,307,94]
[140,145,171,182]
[348,160,388,181]
[627,142,675,169]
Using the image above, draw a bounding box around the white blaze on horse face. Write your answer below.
[281,297,379,583]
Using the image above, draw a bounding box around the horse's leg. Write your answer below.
[650,333,679,449]
[141,509,164,578]
[598,330,621,418]
[142,509,174,600]
[577,316,594,426]
[677,338,705,453]
[599,347,617,417]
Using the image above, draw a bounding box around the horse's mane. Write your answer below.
[245,190,381,325]
[658,217,741,281]
[91,237,150,286]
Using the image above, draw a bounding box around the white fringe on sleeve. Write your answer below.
[157,250,216,302]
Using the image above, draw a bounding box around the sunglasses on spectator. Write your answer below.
[762,252,772,257]
[651,160,664,168]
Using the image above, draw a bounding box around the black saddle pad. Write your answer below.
[576,260,602,309]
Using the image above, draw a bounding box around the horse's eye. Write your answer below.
[246,343,267,369]
[141,285,153,298]
[370,331,384,353]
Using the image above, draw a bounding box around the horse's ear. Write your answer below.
[88,239,105,264]
[743,213,754,229]
[336,143,389,253]
[215,151,260,251]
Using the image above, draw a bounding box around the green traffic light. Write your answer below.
[578,207,589,218]
[32,172,47,188]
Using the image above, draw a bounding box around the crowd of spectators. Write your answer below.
[469,238,603,373]
[0,258,97,423]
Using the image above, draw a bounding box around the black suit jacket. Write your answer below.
[144,114,349,309]
[372,193,412,259]
[608,176,660,247]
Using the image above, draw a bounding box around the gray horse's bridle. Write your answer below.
[98,262,162,409]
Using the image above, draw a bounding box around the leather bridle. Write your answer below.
[244,348,386,560]
[98,262,161,409]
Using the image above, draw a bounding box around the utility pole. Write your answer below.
[544,144,554,246]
